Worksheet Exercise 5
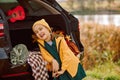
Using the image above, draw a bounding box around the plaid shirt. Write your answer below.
[27,51,49,80]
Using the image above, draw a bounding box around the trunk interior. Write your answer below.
[9,14,67,51]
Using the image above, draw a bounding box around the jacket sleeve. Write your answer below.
[60,38,75,71]
[38,44,54,63]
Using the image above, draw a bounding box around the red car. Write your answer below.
[0,0,84,80]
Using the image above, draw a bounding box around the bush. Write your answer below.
[104,75,120,80]
[80,23,120,69]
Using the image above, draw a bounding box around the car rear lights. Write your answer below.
[0,23,4,37]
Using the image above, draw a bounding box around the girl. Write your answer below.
[32,19,86,80]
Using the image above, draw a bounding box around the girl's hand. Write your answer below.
[53,70,65,77]
[52,59,59,73]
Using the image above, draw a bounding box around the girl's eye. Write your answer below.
[38,27,42,31]
[35,31,38,34]
[34,26,43,34]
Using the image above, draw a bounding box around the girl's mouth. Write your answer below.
[40,33,45,38]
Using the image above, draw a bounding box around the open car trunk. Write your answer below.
[0,0,84,80]
[1,14,68,80]
[9,14,67,51]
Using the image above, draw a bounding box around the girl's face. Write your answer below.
[33,24,51,42]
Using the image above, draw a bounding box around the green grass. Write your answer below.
[83,62,120,80]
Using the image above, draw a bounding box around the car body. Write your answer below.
[0,0,84,80]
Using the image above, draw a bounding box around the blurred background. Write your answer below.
[57,0,120,80]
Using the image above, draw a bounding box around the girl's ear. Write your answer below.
[32,34,38,43]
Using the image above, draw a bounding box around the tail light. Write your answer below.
[0,23,4,37]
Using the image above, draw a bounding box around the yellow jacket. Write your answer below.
[37,37,80,77]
